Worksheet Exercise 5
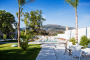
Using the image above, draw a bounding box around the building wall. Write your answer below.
[57,27,90,44]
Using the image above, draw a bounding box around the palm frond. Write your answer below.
[65,0,79,8]
[16,12,18,17]
[17,0,35,6]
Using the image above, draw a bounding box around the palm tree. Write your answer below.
[17,0,35,47]
[21,12,29,35]
[65,0,79,42]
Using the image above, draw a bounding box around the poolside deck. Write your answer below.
[35,39,90,60]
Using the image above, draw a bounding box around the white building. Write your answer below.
[57,27,90,44]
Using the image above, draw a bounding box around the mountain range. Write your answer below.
[21,24,75,35]
[43,24,75,35]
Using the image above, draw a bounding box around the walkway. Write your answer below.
[36,43,56,60]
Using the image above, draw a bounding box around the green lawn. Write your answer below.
[0,43,41,60]
[1,40,18,42]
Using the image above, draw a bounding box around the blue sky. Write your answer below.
[0,0,90,28]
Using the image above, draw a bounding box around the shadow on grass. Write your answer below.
[0,43,7,45]
[0,45,41,60]
[1,40,18,42]
[28,44,41,46]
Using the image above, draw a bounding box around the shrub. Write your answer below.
[3,34,7,40]
[88,38,90,44]
[80,35,88,46]
[20,31,29,50]
[11,35,14,39]
[20,38,28,51]
[20,30,32,40]
[69,37,75,45]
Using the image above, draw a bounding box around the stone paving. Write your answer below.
[36,43,56,60]
[54,44,90,60]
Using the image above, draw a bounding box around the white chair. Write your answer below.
[50,37,53,41]
[83,48,90,55]
[48,37,51,41]
[71,46,82,60]
[44,37,47,41]
[81,43,90,58]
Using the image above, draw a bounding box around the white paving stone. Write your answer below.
[30,39,90,60]
[36,43,56,60]
[54,44,90,60]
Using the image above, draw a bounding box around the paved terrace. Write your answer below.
[54,43,90,60]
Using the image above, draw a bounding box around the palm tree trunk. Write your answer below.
[18,6,20,47]
[75,8,78,42]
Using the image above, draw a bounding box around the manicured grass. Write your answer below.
[1,40,18,42]
[0,43,41,60]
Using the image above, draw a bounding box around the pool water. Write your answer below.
[39,40,57,42]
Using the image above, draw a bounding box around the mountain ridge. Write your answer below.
[43,24,75,35]
[20,24,75,35]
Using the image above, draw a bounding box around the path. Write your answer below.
[36,43,56,60]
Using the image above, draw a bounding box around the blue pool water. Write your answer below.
[39,40,57,42]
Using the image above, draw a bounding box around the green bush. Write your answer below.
[11,35,14,39]
[80,35,88,46]
[69,37,75,45]
[3,34,7,40]
[88,38,90,44]
[20,30,29,50]
[20,39,28,50]
[20,30,32,40]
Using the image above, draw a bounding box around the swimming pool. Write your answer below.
[39,40,57,42]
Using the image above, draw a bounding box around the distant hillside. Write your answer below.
[43,24,75,35]
[20,24,75,35]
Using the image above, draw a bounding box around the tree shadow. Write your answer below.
[0,43,7,45]
[28,44,41,46]
[0,45,41,60]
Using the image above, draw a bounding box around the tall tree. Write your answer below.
[27,10,45,34]
[0,10,16,37]
[21,12,29,35]
[17,0,35,47]
[65,0,79,42]
[16,8,24,40]
[36,10,45,30]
